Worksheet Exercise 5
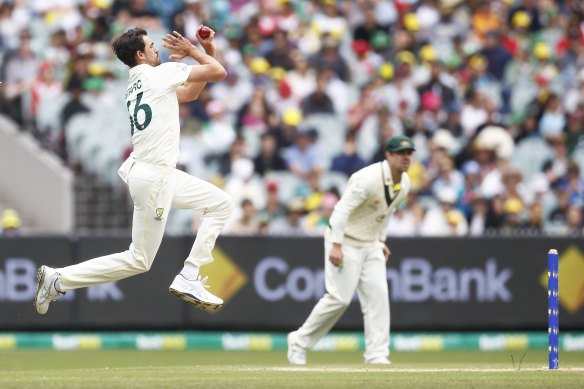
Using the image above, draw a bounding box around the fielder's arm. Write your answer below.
[328,176,368,266]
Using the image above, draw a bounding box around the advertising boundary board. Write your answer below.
[1,331,584,352]
[1,236,583,331]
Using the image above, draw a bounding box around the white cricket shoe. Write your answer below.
[287,331,307,365]
[365,357,392,365]
[169,274,223,311]
[34,266,64,314]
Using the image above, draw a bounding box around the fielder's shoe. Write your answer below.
[169,274,223,311]
[365,357,392,365]
[287,331,307,365]
[34,266,65,314]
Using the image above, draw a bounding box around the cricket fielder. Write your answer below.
[34,27,233,314]
[287,135,415,364]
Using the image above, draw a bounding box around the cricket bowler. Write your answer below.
[287,135,415,364]
[34,26,233,314]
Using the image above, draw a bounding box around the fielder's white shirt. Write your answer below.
[326,160,410,247]
[125,62,192,167]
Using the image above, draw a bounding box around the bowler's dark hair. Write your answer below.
[112,27,148,67]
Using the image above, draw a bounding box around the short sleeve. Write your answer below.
[153,62,192,90]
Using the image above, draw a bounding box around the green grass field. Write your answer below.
[0,350,583,388]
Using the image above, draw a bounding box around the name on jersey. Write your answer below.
[125,79,142,99]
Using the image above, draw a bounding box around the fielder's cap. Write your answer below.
[385,135,416,152]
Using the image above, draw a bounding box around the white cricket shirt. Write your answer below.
[125,62,192,167]
[326,160,411,247]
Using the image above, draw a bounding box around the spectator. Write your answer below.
[387,202,424,237]
[431,149,464,198]
[202,100,236,155]
[273,107,302,150]
[499,197,524,235]
[227,199,260,236]
[563,205,584,236]
[468,194,489,236]
[265,29,294,70]
[238,87,274,134]
[420,188,468,236]
[556,162,584,206]
[210,68,253,125]
[301,68,335,116]
[285,54,316,101]
[1,29,38,127]
[60,78,89,127]
[480,31,512,81]
[353,2,386,42]
[539,94,566,138]
[418,60,456,106]
[309,34,349,82]
[254,132,287,176]
[304,192,338,236]
[258,180,286,223]
[331,133,367,177]
[0,209,21,236]
[283,128,323,180]
[381,63,419,117]
[214,136,246,176]
[169,0,205,42]
[485,194,506,230]
[549,189,570,224]
[224,158,266,213]
[269,197,307,236]
[564,107,584,154]
[471,0,500,41]
[359,105,404,163]
[522,202,544,235]
[347,83,379,132]
[460,90,488,140]
[30,61,63,134]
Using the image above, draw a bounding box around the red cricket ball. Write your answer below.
[199,26,211,39]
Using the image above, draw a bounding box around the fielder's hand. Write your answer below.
[381,242,390,262]
[329,243,343,267]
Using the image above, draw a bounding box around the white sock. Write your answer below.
[180,262,199,280]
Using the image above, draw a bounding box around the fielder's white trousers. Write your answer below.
[294,240,390,362]
[57,162,233,291]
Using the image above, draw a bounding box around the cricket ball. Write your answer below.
[199,26,211,39]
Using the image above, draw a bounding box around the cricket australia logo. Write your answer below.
[154,208,164,221]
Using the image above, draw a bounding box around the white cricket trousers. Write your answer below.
[57,161,234,291]
[294,240,390,362]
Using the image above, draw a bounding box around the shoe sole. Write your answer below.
[33,266,47,315]
[169,287,223,312]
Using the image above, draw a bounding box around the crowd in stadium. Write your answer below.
[1,0,584,237]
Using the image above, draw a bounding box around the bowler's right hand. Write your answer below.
[196,25,216,56]
[329,243,343,267]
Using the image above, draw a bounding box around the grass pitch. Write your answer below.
[0,350,583,388]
